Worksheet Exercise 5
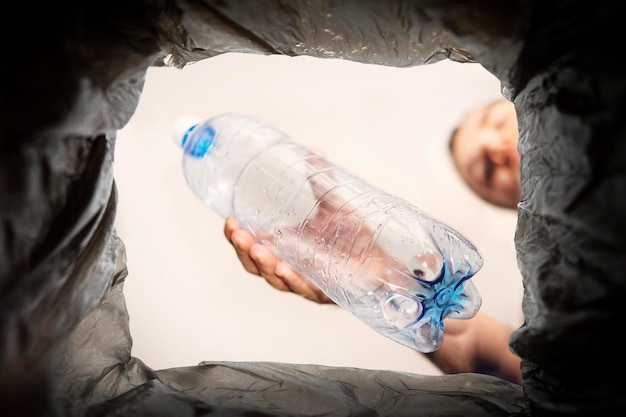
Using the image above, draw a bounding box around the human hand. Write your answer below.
[426,313,522,384]
[223,216,334,304]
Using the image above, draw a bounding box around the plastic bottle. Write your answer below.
[173,113,483,353]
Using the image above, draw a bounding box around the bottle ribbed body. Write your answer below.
[178,113,483,352]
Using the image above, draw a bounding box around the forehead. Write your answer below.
[460,99,505,133]
[453,106,488,168]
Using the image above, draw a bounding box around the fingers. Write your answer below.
[225,216,297,292]
[275,261,333,304]
[247,248,333,304]
[248,244,291,292]
[224,216,335,305]
[227,223,261,276]
[223,216,242,244]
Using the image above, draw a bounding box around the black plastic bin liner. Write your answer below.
[2,1,625,416]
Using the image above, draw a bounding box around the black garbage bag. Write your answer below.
[1,1,625,416]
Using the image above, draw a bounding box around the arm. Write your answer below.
[223,216,522,384]
[427,313,522,384]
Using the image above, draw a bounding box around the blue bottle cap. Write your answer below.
[173,115,216,158]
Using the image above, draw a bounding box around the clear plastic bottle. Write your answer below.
[173,113,483,353]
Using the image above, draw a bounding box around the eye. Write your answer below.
[407,250,444,282]
[495,116,509,130]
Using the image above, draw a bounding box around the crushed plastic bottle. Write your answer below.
[173,113,483,353]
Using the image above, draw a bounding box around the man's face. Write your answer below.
[451,99,521,209]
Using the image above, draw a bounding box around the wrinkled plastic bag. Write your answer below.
[1,1,625,416]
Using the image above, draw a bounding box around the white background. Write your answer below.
[114,53,523,376]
